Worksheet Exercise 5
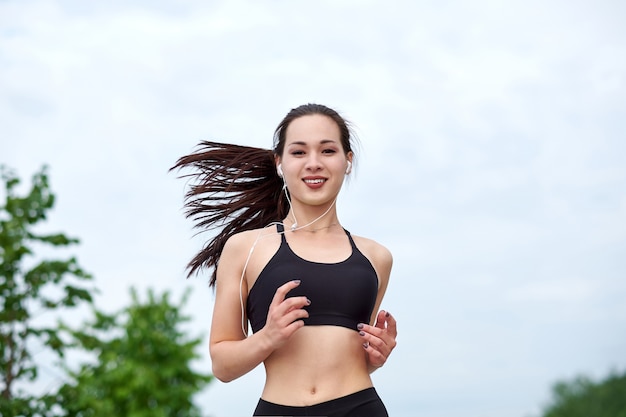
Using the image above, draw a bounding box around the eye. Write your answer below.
[291,150,305,156]
[322,148,337,154]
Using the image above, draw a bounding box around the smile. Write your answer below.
[303,178,326,184]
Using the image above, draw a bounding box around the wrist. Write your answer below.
[255,327,277,355]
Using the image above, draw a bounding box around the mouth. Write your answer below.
[303,178,326,185]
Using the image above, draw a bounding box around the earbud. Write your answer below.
[345,160,352,175]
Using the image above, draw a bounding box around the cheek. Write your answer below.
[331,159,348,173]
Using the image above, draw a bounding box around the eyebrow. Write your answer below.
[287,139,338,146]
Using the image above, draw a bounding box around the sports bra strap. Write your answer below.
[344,229,358,250]
[247,222,378,333]
[276,223,286,242]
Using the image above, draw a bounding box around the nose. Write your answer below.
[304,154,322,172]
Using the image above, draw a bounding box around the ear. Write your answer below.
[275,156,283,178]
[346,152,354,175]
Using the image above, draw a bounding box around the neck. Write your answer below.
[292,222,341,233]
[284,199,339,232]
[285,218,341,233]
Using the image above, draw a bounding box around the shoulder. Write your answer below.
[224,226,278,252]
[223,228,258,252]
[216,227,272,281]
[350,234,393,272]
[218,224,282,288]
[220,225,282,266]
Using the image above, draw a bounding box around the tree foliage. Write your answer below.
[1,165,94,416]
[56,287,213,417]
[540,370,626,417]
[1,165,213,416]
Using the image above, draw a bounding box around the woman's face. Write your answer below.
[277,114,353,207]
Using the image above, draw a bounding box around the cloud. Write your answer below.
[2,1,626,416]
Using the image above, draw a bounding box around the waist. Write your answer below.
[256,387,382,413]
[261,377,374,407]
[262,326,372,405]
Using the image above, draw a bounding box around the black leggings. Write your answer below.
[253,387,388,417]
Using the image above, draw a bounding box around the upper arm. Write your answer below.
[209,234,250,349]
[370,243,393,324]
[353,236,393,324]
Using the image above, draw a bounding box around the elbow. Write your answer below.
[211,363,236,383]
[210,347,237,383]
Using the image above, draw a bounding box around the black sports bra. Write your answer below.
[246,224,379,333]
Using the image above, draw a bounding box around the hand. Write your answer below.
[358,310,397,370]
[261,280,310,349]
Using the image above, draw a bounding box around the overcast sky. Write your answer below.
[2,1,625,416]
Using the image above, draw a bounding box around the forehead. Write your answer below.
[284,114,341,145]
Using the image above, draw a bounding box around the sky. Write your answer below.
[1,0,626,416]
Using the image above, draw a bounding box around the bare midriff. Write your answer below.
[261,325,373,406]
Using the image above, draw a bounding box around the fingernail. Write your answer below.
[363,342,369,349]
[357,323,364,330]
[293,280,301,285]
[385,311,390,318]
[306,298,311,305]
[359,331,365,336]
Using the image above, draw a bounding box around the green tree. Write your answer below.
[540,370,626,417]
[1,165,94,417]
[56,287,213,417]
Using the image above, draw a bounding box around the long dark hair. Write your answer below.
[171,103,355,286]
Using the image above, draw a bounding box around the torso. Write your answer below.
[262,326,373,405]
[247,224,378,333]
[241,224,383,406]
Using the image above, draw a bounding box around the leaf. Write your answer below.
[0,165,96,415]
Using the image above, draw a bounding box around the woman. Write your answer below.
[172,103,397,417]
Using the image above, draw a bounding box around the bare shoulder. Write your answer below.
[222,226,278,255]
[350,234,393,272]
[219,225,282,284]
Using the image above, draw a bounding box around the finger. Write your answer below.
[284,307,309,323]
[359,327,391,357]
[271,280,302,306]
[362,341,386,366]
[282,295,311,312]
[374,310,387,329]
[268,296,309,323]
[284,317,306,334]
[359,319,396,349]
[358,322,383,339]
[384,311,398,338]
[269,313,307,342]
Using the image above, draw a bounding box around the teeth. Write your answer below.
[304,179,325,184]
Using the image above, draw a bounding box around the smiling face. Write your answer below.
[276,114,353,207]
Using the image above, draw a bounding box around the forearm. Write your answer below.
[210,332,273,382]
